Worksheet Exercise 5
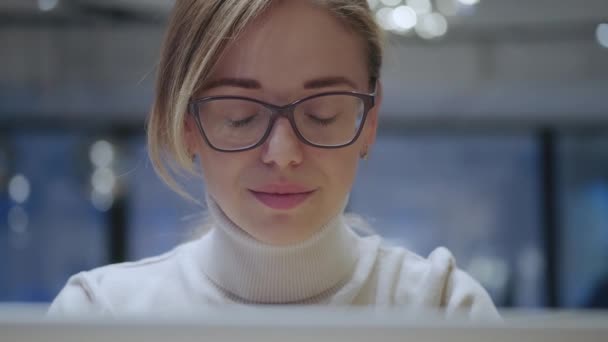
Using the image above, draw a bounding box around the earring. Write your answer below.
[191,153,196,163]
[360,147,369,160]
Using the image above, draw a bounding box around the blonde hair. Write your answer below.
[147,0,384,201]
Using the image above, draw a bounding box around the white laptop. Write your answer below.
[0,305,607,342]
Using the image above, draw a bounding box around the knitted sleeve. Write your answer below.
[427,247,501,321]
[46,272,107,316]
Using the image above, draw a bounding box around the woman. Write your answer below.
[49,0,499,319]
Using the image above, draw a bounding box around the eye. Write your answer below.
[306,113,338,126]
[227,114,257,127]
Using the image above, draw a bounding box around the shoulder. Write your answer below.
[374,243,500,321]
[47,240,198,316]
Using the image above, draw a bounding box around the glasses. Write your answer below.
[188,91,376,152]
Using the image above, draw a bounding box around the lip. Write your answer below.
[249,183,317,210]
[251,183,316,194]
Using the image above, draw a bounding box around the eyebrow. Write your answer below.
[201,76,359,92]
[201,78,261,91]
[303,76,358,90]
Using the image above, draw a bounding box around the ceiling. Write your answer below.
[1,0,606,29]
[1,0,607,126]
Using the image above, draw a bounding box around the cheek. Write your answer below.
[198,151,244,195]
[312,147,360,190]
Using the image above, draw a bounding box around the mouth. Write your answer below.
[249,189,316,210]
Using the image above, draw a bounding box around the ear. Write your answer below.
[364,80,382,148]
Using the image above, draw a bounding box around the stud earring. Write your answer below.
[360,147,369,160]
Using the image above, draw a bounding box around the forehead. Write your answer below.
[208,0,369,93]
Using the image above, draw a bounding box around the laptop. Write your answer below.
[1,304,606,342]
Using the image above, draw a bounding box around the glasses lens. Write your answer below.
[293,94,365,147]
[196,99,272,151]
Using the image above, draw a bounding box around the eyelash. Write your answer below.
[229,115,256,127]
[307,114,337,126]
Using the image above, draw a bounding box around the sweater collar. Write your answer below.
[197,193,360,303]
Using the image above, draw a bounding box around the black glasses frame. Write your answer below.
[188,91,376,152]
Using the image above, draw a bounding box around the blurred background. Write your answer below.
[0,0,607,309]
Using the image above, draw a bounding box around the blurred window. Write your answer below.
[557,133,608,308]
[0,133,107,302]
[349,134,545,307]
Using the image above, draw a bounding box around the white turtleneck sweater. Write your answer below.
[48,196,500,320]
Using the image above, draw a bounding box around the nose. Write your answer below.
[260,117,304,169]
